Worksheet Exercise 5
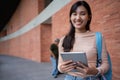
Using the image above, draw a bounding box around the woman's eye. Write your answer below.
[80,12,86,15]
[72,13,77,16]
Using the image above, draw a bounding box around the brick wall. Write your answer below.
[0,0,45,62]
[52,0,120,80]
[40,24,52,62]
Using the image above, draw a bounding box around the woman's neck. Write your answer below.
[75,29,88,33]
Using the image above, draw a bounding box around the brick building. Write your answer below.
[0,0,120,80]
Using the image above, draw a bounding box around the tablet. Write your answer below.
[61,52,88,66]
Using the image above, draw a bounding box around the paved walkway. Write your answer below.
[0,55,65,80]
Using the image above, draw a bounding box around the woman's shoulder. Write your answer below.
[88,31,105,40]
[90,31,104,37]
[87,31,96,35]
[87,31,104,37]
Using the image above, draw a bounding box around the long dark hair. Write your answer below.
[62,1,92,52]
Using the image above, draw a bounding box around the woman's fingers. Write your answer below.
[76,67,86,74]
[76,61,90,75]
[62,65,75,72]
[62,60,73,65]
[60,60,76,72]
[86,67,98,75]
[76,61,88,68]
[76,64,98,75]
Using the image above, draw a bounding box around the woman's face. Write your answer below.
[70,6,90,31]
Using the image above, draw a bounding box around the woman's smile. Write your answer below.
[75,21,83,26]
[70,6,89,30]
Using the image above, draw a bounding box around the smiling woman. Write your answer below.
[58,1,110,80]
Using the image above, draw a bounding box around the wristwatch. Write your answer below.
[95,69,101,77]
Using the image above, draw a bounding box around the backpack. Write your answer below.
[96,32,112,80]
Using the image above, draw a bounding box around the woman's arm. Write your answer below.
[58,37,75,73]
[97,35,109,74]
[58,37,64,72]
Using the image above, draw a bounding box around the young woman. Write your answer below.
[58,1,109,80]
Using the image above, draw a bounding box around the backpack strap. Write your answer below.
[96,32,112,80]
[96,32,102,66]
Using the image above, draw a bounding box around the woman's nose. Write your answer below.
[76,15,81,20]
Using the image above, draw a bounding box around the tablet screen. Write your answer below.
[61,52,88,66]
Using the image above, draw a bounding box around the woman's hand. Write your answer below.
[76,61,98,75]
[60,60,76,73]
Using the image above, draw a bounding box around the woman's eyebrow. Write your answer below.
[75,10,87,14]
